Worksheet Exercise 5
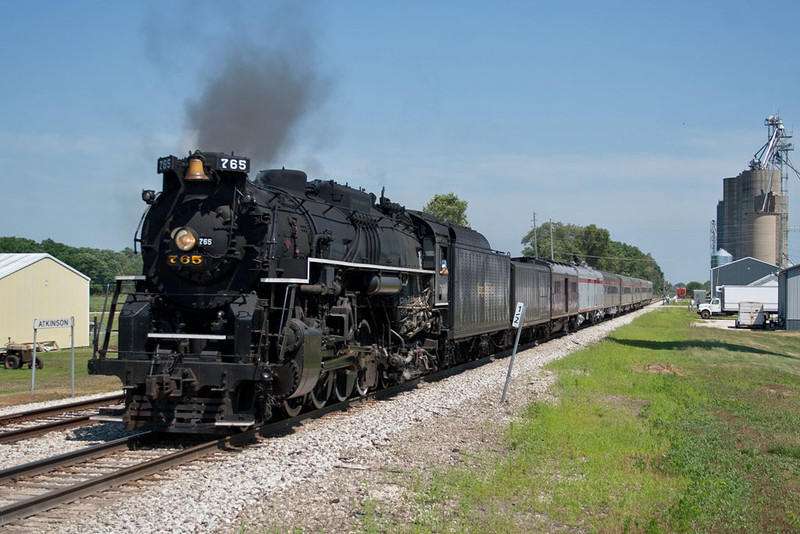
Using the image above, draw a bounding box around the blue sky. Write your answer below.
[2,1,799,284]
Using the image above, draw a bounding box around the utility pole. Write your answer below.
[710,220,716,291]
[550,218,554,261]
[532,212,538,259]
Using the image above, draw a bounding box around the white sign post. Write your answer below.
[31,317,75,396]
[501,302,526,403]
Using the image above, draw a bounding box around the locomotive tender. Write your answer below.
[89,151,652,433]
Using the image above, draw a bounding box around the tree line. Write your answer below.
[423,193,666,292]
[0,237,142,293]
[519,221,666,291]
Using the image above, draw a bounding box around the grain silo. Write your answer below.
[745,212,780,265]
[714,115,791,268]
[711,248,733,269]
[710,248,733,291]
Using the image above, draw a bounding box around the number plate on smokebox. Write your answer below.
[168,254,204,266]
[217,156,250,173]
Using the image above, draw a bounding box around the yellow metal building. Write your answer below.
[0,253,90,348]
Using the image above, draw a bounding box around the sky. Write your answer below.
[2,0,800,285]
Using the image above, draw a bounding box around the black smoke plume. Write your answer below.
[136,1,330,167]
[185,45,329,164]
[141,2,330,167]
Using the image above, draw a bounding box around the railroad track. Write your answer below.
[0,393,125,444]
[0,318,600,530]
[0,317,604,530]
[0,306,655,530]
[0,352,498,529]
[0,432,208,527]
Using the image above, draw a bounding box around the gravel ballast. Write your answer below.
[0,306,655,533]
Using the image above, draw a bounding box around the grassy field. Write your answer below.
[90,293,129,313]
[364,308,800,533]
[0,342,121,407]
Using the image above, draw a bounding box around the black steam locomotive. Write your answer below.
[89,151,652,433]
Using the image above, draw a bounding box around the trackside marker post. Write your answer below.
[501,302,526,403]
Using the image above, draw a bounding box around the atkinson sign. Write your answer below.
[33,317,74,329]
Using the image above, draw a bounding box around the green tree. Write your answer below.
[520,221,665,292]
[119,247,143,277]
[0,237,43,253]
[685,281,709,293]
[0,237,143,294]
[579,224,611,267]
[423,193,469,227]
[521,221,585,261]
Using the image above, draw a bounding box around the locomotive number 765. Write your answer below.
[218,157,250,172]
[168,254,203,265]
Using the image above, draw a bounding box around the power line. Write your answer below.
[542,250,660,263]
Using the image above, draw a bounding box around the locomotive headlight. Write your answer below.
[171,227,197,251]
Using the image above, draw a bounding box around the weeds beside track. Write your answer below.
[369,308,800,533]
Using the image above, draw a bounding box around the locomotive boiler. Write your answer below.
[89,150,652,434]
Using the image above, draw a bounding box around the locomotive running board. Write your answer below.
[147,333,230,340]
[260,257,435,284]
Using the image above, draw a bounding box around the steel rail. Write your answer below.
[0,394,125,444]
[0,433,150,485]
[0,432,163,527]
[0,393,124,426]
[0,415,94,444]
[0,306,652,527]
[0,356,495,527]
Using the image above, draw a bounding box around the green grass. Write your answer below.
[0,341,121,406]
[89,293,129,332]
[363,308,800,533]
[90,293,120,312]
